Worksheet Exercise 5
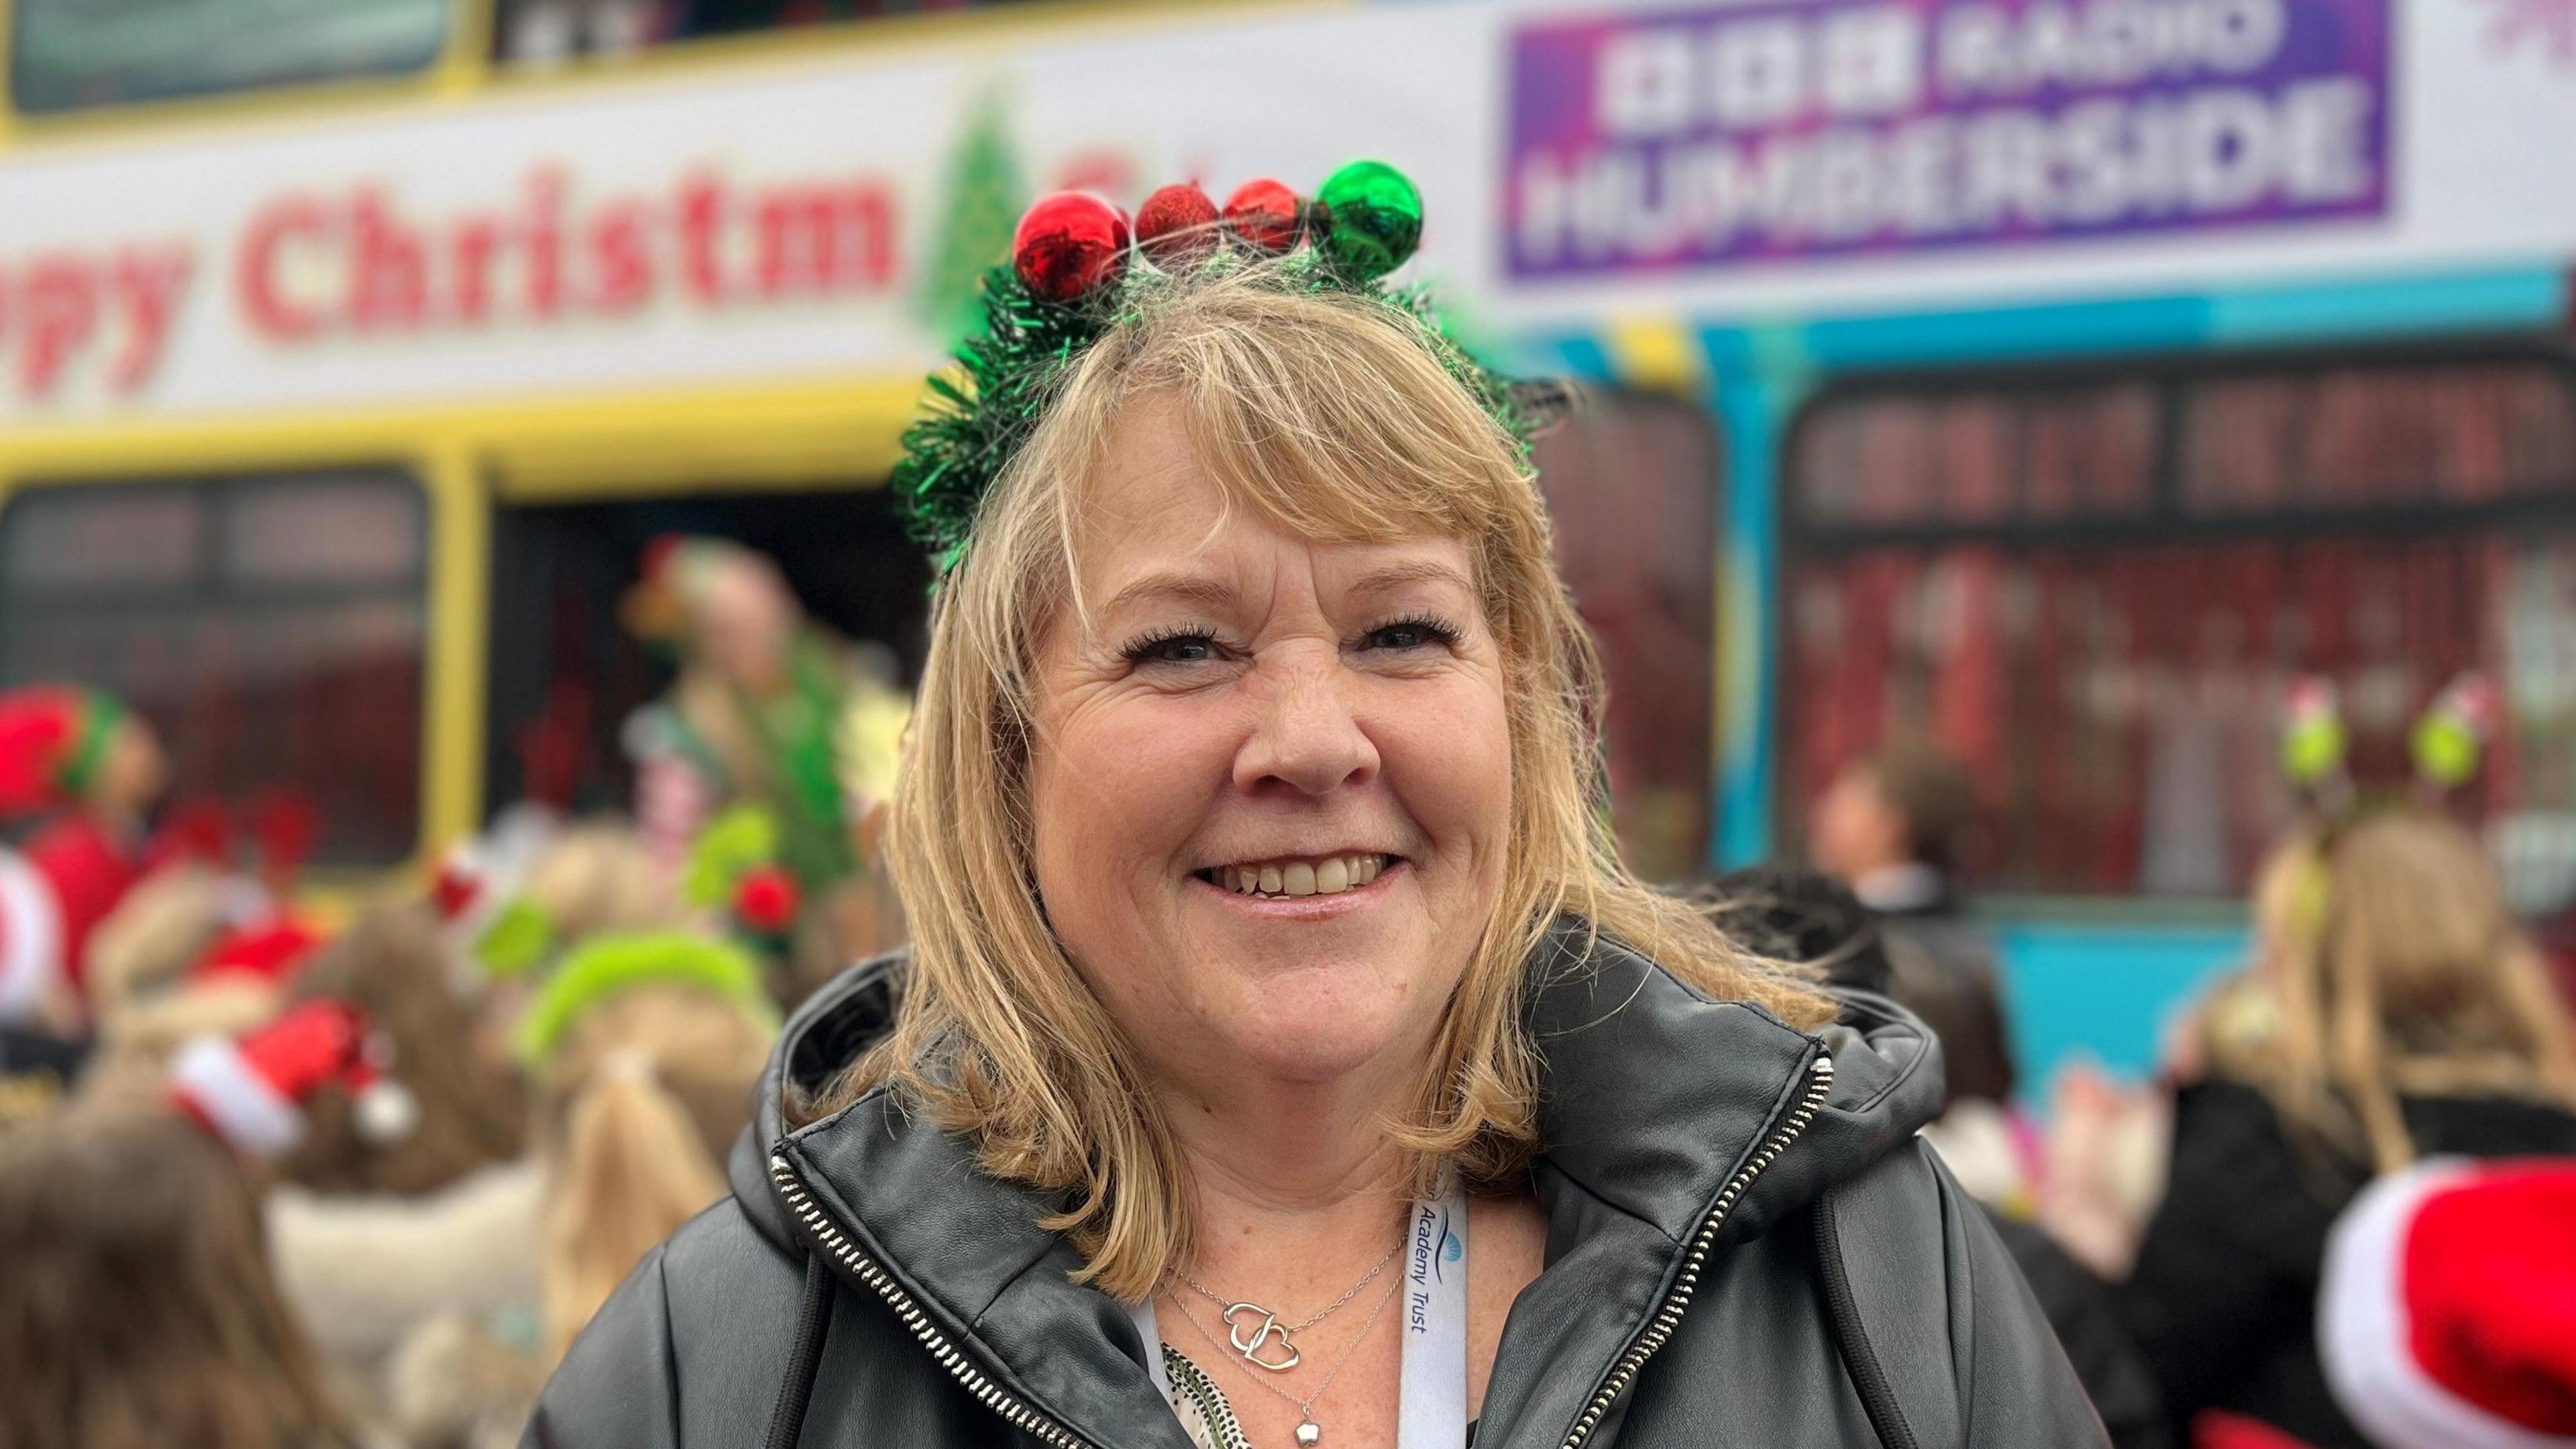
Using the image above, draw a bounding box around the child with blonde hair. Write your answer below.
[2120,810,2576,1448]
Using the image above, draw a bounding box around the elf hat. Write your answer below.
[2318,1156,2576,1449]
[0,686,123,818]
[167,998,420,1159]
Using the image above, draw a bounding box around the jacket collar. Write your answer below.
[749,923,1941,1449]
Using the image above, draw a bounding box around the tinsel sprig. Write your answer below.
[890,263,1112,571]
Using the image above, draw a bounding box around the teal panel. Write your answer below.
[2208,268,2566,344]
[1546,333,1615,382]
[1802,294,2213,369]
[1993,922,2248,1099]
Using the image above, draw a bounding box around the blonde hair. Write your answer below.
[538,983,773,1358]
[520,826,685,941]
[808,262,1833,1301]
[2247,810,2576,1173]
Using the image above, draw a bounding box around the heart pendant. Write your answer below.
[1221,1302,1303,1371]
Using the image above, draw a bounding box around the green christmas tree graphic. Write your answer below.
[916,84,1029,344]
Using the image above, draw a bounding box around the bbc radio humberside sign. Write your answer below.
[1505,0,2394,277]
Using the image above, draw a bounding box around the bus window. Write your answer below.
[482,486,930,820]
[491,0,1055,66]
[2181,364,2576,513]
[1794,382,2157,528]
[1783,352,2576,900]
[1532,391,1722,885]
[0,472,427,865]
[11,0,448,114]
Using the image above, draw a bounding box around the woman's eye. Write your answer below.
[1125,632,1222,665]
[1362,619,1459,653]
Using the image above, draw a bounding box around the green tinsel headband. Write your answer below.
[890,161,1551,576]
[513,932,779,1066]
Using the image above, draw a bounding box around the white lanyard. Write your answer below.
[1130,1185,1472,1449]
[1397,1186,1472,1449]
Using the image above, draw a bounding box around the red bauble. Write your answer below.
[733,867,802,935]
[1223,178,1303,253]
[1135,182,1220,266]
[1011,192,1131,303]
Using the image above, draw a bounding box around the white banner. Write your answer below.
[0,0,2571,423]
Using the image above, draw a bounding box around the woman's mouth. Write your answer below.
[1192,853,1396,900]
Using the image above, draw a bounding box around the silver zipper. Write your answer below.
[769,1152,1099,1449]
[1559,1053,1835,1449]
[771,1049,1832,1449]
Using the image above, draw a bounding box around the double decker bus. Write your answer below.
[4,0,2571,1083]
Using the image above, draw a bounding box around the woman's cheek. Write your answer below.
[1380,678,1513,852]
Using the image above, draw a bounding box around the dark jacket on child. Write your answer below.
[2118,1078,2576,1448]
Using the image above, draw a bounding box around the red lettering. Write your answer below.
[238,197,332,341]
[523,168,567,317]
[753,180,896,297]
[350,191,427,329]
[449,221,502,323]
[18,258,96,396]
[107,246,193,392]
[586,201,653,313]
[679,173,729,304]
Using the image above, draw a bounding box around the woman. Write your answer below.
[2120,810,2576,1448]
[527,174,2100,1449]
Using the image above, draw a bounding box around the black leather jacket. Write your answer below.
[526,930,2108,1448]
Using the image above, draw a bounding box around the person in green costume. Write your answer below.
[621,537,896,997]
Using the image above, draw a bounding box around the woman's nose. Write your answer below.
[1234,649,1379,798]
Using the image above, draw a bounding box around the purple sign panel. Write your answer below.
[1506,0,2392,278]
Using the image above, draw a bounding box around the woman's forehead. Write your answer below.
[1065,394,1471,584]
[1067,506,1478,625]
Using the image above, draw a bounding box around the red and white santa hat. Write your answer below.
[166,998,419,1159]
[2318,1156,2576,1449]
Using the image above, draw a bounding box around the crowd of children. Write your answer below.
[0,536,913,1449]
[0,765,897,1448]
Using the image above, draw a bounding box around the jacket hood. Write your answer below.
[733,921,1945,1449]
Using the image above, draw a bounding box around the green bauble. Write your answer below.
[1316,160,1423,280]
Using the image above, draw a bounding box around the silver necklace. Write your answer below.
[1165,1267,1403,1448]
[1180,1237,1401,1373]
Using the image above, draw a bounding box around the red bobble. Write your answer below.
[1011,192,1131,303]
[1136,183,1221,266]
[1223,178,1303,254]
[431,855,482,922]
[733,866,801,935]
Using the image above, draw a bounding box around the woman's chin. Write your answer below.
[1187,966,1444,1086]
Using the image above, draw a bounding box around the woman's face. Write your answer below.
[1028,398,1513,1091]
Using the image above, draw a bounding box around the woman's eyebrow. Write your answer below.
[1346,559,1475,600]
[1104,570,1240,615]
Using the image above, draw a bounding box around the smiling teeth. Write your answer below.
[1219,855,1387,898]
